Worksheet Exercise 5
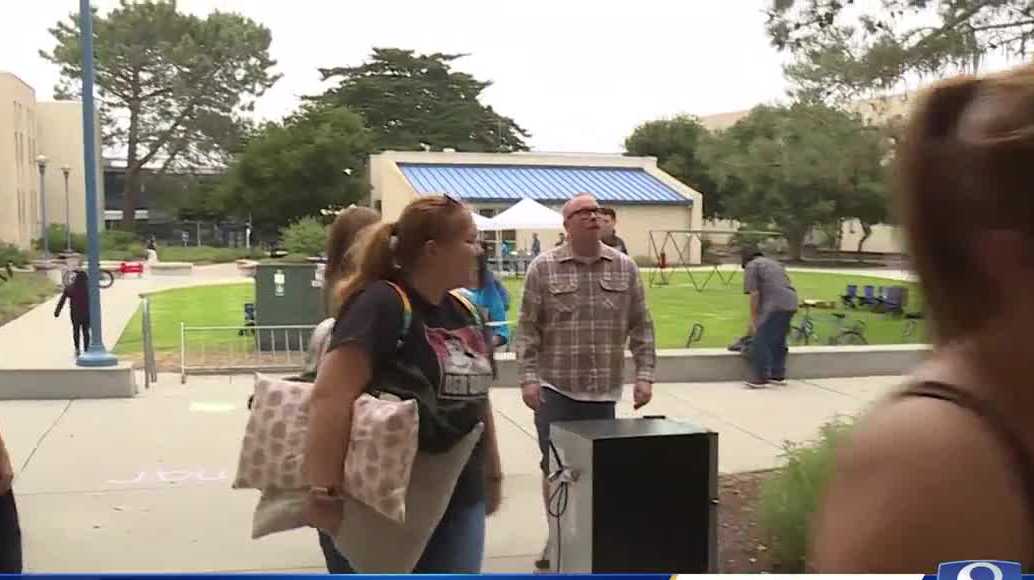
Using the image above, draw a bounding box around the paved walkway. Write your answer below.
[0,264,247,369]
[0,373,902,573]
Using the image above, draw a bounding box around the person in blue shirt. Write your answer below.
[462,249,510,347]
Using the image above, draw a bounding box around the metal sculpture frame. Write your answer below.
[648,229,784,291]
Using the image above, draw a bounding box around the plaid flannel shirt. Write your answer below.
[516,243,656,402]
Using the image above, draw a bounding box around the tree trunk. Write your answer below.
[788,231,805,262]
[120,167,141,231]
[120,95,141,230]
[856,223,873,262]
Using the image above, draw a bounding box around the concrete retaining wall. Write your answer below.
[0,364,137,399]
[493,344,930,387]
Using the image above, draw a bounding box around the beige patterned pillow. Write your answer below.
[343,393,419,523]
[235,374,421,525]
[233,374,311,491]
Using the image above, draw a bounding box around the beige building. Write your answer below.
[369,151,704,264]
[0,72,104,250]
[697,93,915,255]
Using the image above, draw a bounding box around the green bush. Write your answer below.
[0,244,31,267]
[280,217,327,257]
[34,224,88,254]
[101,230,138,251]
[758,417,855,571]
[101,243,146,261]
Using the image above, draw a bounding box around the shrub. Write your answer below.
[0,244,31,267]
[280,217,327,257]
[101,230,138,251]
[34,224,88,254]
[758,417,855,571]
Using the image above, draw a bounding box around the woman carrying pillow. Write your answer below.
[303,195,503,573]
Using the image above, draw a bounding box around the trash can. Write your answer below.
[549,418,718,573]
[254,263,326,352]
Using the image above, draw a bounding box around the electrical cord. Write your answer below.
[547,441,570,572]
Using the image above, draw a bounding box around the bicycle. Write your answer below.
[60,260,115,290]
[789,305,820,345]
[828,312,868,345]
[790,306,868,345]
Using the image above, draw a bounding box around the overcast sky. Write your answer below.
[2,1,791,152]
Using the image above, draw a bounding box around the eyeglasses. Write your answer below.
[566,207,602,221]
[443,192,463,205]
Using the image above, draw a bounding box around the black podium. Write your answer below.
[548,418,718,573]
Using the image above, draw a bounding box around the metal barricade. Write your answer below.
[179,323,316,384]
[141,296,158,389]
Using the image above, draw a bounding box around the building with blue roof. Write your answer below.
[369,151,704,263]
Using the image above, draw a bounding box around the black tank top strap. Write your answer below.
[899,381,1034,544]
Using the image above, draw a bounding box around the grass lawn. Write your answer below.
[0,272,58,327]
[116,270,925,359]
[498,270,925,349]
[115,282,254,355]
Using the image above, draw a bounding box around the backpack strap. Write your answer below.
[449,289,483,326]
[384,281,413,347]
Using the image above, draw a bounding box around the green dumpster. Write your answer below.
[254,263,326,352]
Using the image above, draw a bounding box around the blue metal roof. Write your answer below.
[397,163,692,206]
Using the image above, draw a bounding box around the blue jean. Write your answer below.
[751,310,794,381]
[318,498,486,574]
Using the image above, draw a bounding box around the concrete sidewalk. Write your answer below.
[0,373,902,573]
[0,264,247,369]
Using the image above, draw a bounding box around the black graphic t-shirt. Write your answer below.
[329,279,493,506]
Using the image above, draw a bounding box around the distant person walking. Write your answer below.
[531,233,541,257]
[554,233,565,247]
[54,270,90,358]
[462,249,511,348]
[741,246,797,388]
[146,236,159,264]
[598,207,628,255]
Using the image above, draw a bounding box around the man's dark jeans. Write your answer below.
[751,310,794,382]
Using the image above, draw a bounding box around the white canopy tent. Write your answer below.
[489,197,564,230]
[471,211,497,231]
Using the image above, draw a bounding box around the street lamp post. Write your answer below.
[61,166,71,252]
[36,155,49,260]
[76,0,117,368]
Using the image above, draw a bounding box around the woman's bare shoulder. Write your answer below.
[811,395,1030,572]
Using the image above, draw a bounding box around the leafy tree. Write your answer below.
[702,103,889,260]
[767,0,1034,102]
[280,217,327,257]
[624,116,725,219]
[311,48,530,152]
[41,0,279,229]
[214,106,373,230]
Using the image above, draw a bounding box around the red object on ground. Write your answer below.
[120,262,144,277]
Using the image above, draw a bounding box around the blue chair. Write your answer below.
[879,286,908,316]
[859,285,878,308]
[841,285,858,308]
[239,303,257,336]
